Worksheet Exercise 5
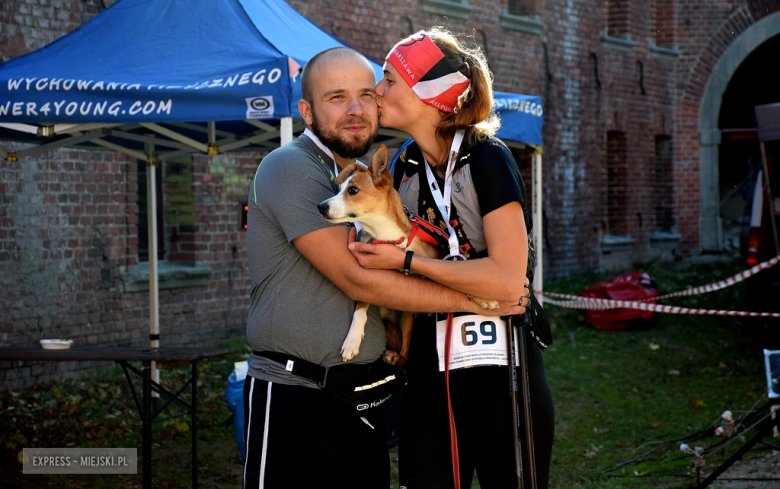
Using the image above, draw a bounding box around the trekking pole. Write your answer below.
[518,318,538,489]
[505,315,523,488]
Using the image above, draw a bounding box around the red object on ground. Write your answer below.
[579,271,658,330]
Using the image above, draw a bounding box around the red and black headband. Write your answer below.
[385,32,471,113]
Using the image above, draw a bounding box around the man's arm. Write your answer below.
[293,225,526,316]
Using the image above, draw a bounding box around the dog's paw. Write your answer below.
[341,336,362,362]
[382,350,400,365]
[471,296,500,310]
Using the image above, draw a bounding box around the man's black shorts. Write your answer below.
[243,376,390,489]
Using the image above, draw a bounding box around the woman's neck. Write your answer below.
[400,108,450,167]
[413,131,450,168]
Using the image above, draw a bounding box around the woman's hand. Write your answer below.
[472,277,531,316]
[348,227,407,270]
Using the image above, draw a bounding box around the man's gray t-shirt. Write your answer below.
[245,135,385,388]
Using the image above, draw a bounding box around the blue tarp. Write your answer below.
[0,0,543,146]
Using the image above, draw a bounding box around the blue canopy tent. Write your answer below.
[0,0,546,351]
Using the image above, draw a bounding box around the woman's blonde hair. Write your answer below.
[427,26,500,161]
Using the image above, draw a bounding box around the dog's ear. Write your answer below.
[335,163,365,185]
[368,145,390,186]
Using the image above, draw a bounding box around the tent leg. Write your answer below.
[208,121,216,146]
[532,150,543,304]
[145,147,161,395]
[280,117,294,146]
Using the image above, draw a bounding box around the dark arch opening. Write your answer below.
[717,33,780,254]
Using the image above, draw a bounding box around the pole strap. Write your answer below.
[444,312,461,489]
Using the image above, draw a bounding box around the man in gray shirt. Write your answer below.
[243,47,525,489]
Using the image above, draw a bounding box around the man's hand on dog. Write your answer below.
[348,227,407,270]
[347,227,532,316]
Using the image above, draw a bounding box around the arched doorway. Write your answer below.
[699,11,780,250]
[718,33,780,253]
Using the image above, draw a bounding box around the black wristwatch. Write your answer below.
[403,250,414,276]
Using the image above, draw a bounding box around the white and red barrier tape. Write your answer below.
[538,255,780,318]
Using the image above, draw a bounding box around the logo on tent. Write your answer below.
[245,96,274,119]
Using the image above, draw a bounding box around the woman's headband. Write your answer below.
[385,32,471,113]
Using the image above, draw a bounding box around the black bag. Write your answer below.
[526,290,553,349]
[253,351,407,414]
[524,227,553,349]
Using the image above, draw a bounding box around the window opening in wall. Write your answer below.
[654,0,675,48]
[500,0,544,36]
[653,135,675,231]
[606,131,629,236]
[420,0,472,20]
[606,0,630,38]
[137,161,166,262]
[508,0,534,16]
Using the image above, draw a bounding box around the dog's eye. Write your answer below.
[347,186,359,196]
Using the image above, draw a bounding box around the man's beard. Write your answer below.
[311,109,377,159]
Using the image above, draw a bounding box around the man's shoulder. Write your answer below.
[256,136,327,179]
[262,136,319,165]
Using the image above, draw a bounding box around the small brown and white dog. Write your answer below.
[318,145,497,365]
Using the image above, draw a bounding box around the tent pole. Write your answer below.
[532,148,543,305]
[208,121,216,146]
[207,121,219,155]
[280,117,294,145]
[145,142,161,397]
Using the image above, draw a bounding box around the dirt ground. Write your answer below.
[708,447,780,489]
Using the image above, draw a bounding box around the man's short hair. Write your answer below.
[301,47,373,103]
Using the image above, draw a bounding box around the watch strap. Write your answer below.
[403,250,414,276]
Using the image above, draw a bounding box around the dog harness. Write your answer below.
[368,214,450,250]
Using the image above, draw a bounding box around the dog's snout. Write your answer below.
[317,201,329,215]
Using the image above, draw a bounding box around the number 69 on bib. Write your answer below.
[436,314,520,372]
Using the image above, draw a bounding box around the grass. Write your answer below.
[0,259,775,488]
[542,258,775,489]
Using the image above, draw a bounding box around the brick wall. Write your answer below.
[283,0,779,272]
[0,142,257,390]
[0,0,104,62]
[3,0,780,389]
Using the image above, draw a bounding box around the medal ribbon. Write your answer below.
[423,130,465,259]
[424,130,466,489]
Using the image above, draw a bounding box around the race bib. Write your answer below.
[436,314,519,371]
